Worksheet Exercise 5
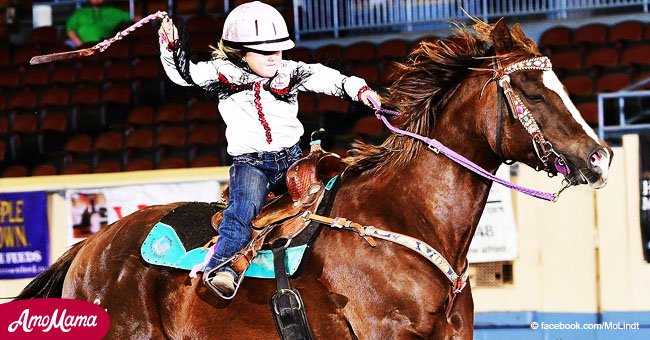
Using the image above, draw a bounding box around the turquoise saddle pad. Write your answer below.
[140,222,307,279]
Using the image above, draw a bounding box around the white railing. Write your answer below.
[598,77,650,140]
[293,0,650,40]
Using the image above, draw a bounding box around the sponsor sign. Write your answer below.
[0,192,49,279]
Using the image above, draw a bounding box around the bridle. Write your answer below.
[489,56,573,179]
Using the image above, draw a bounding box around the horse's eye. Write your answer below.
[527,95,544,104]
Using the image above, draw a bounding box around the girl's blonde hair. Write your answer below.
[211,40,244,60]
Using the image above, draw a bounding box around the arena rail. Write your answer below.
[293,0,650,40]
[598,76,650,141]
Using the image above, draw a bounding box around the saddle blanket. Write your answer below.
[140,222,307,279]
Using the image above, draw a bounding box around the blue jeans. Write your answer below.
[205,143,303,277]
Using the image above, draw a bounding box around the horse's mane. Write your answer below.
[344,20,539,173]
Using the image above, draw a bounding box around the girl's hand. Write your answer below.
[360,89,381,108]
[158,16,177,40]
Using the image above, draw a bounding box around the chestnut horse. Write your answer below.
[16,19,611,339]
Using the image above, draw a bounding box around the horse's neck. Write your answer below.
[375,148,498,271]
[355,77,501,272]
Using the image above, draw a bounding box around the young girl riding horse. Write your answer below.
[158,1,381,296]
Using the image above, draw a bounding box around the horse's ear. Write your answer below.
[491,18,513,55]
[511,23,527,41]
[511,23,540,53]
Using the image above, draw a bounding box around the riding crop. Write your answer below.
[30,11,168,65]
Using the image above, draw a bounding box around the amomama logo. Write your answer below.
[0,298,109,339]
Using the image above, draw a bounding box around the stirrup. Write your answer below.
[202,256,246,300]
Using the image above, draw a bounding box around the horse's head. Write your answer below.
[487,19,612,188]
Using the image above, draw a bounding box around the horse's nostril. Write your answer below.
[589,148,608,170]
[591,153,600,166]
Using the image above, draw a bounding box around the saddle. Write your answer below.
[205,131,346,297]
[211,135,345,235]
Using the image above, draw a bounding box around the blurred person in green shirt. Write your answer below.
[65,0,131,48]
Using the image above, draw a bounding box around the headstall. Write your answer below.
[492,56,572,178]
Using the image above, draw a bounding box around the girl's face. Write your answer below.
[244,50,283,78]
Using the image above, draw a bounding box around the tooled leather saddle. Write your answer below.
[207,130,346,278]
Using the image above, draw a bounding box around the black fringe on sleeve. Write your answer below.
[168,18,314,103]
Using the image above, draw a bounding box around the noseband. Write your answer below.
[491,56,571,178]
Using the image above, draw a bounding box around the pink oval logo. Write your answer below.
[0,298,110,339]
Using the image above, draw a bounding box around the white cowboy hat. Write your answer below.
[221,1,295,51]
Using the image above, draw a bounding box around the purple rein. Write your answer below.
[366,97,558,202]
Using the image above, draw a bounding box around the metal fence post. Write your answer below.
[619,97,626,126]
[293,0,300,42]
[598,94,605,140]
[406,0,413,32]
[333,0,339,38]
[167,0,174,17]
[482,0,488,22]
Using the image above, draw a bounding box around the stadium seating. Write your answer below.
[127,105,155,127]
[3,165,29,177]
[23,66,50,89]
[63,134,93,166]
[158,156,188,169]
[0,69,21,90]
[550,49,583,71]
[2,16,645,177]
[93,159,121,173]
[584,46,619,69]
[61,162,91,175]
[155,103,187,126]
[106,61,133,83]
[314,45,344,62]
[0,49,9,68]
[289,47,311,62]
[124,158,154,172]
[377,39,410,62]
[27,26,59,46]
[608,21,644,43]
[51,65,79,88]
[191,154,221,167]
[204,0,226,13]
[102,40,130,60]
[41,111,69,155]
[12,45,39,66]
[187,100,220,124]
[0,139,6,163]
[344,42,376,63]
[78,64,106,84]
[0,116,8,135]
[620,43,650,66]
[540,26,572,49]
[94,131,124,158]
[31,163,58,176]
[573,23,608,45]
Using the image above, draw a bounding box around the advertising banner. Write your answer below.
[65,181,222,244]
[0,191,49,279]
[468,166,519,263]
